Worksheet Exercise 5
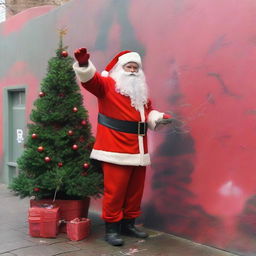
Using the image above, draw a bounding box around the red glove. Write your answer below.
[74,48,90,67]
[163,113,171,119]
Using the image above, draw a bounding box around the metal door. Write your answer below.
[6,89,26,183]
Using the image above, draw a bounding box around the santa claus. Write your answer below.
[73,48,171,246]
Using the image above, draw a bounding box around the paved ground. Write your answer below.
[0,184,238,256]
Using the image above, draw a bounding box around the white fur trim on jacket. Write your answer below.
[90,149,151,166]
[73,60,96,83]
[147,110,164,130]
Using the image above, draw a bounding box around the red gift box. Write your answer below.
[67,218,91,241]
[30,198,90,233]
[28,205,60,238]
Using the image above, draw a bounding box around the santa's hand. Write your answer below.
[154,117,173,131]
[156,118,173,125]
[155,113,173,127]
[74,48,90,67]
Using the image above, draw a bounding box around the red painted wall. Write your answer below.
[1,0,256,254]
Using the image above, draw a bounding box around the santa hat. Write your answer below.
[101,51,142,77]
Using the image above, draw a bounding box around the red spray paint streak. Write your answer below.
[1,6,55,36]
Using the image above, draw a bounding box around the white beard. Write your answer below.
[109,64,148,110]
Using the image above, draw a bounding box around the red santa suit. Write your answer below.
[73,52,164,222]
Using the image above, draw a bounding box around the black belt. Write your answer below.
[98,113,148,136]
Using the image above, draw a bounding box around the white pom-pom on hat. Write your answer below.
[101,70,109,77]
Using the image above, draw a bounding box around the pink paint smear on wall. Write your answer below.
[1,6,55,36]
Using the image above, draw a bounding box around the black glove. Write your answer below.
[155,118,173,125]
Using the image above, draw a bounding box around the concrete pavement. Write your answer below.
[0,184,238,256]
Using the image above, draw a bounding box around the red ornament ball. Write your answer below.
[83,163,90,170]
[44,156,51,162]
[67,130,74,136]
[39,91,45,97]
[61,51,68,57]
[59,93,65,97]
[81,120,87,126]
[37,146,44,152]
[58,162,63,167]
[73,107,78,113]
[72,144,78,150]
[31,133,38,139]
[33,187,40,192]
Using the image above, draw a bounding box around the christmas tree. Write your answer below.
[9,30,103,200]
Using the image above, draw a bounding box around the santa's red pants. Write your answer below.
[102,162,146,223]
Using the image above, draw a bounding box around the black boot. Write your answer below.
[121,219,149,238]
[105,222,124,246]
